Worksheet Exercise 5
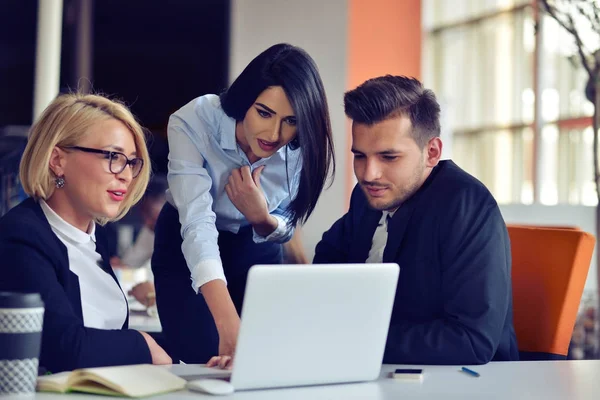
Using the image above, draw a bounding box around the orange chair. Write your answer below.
[508,225,596,360]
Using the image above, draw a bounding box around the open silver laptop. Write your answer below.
[226,263,399,391]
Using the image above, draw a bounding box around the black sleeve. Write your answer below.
[384,189,512,365]
[0,232,152,373]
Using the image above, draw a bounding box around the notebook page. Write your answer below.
[80,364,186,397]
[37,371,71,392]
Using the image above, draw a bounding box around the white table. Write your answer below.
[128,312,162,333]
[34,360,600,399]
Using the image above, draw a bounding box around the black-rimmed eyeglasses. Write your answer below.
[64,146,144,179]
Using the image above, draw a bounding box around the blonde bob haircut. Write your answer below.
[19,93,151,223]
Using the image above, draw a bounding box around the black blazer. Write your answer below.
[314,160,519,365]
[0,198,151,372]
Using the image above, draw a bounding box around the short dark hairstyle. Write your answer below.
[344,75,440,147]
[220,43,335,226]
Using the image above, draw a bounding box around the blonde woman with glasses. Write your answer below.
[0,93,171,373]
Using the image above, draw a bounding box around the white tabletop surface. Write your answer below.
[127,299,161,333]
[128,312,162,333]
[33,360,600,399]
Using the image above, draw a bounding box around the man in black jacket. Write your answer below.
[314,75,519,364]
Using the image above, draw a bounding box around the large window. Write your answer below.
[423,0,595,205]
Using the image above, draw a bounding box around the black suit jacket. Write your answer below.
[314,160,519,364]
[0,198,152,372]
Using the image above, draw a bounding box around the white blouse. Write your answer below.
[40,200,127,329]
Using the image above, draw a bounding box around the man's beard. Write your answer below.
[363,184,419,211]
[362,163,425,211]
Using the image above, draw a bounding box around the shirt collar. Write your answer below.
[40,200,96,244]
[377,209,398,228]
[383,209,397,220]
[219,113,238,151]
[378,210,391,224]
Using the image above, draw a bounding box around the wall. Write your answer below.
[347,0,422,197]
[348,0,421,84]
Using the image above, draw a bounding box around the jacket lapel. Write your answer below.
[382,163,442,262]
[354,208,382,262]
[94,234,123,287]
[383,201,417,262]
[95,228,130,329]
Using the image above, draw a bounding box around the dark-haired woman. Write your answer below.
[152,43,335,367]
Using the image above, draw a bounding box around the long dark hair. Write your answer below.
[220,43,335,226]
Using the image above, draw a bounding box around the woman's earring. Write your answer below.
[288,137,300,150]
[55,176,65,188]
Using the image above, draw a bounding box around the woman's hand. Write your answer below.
[138,331,172,365]
[225,166,278,236]
[206,318,240,370]
[201,280,240,370]
[225,166,268,224]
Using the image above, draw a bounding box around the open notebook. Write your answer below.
[37,364,186,397]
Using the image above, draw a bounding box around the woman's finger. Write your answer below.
[218,355,232,369]
[207,356,221,367]
[230,168,242,183]
[240,166,252,182]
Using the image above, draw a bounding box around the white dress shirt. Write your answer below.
[166,94,302,292]
[366,210,396,263]
[40,200,127,329]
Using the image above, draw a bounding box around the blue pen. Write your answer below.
[461,367,480,377]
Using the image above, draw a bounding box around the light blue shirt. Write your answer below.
[166,94,302,291]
